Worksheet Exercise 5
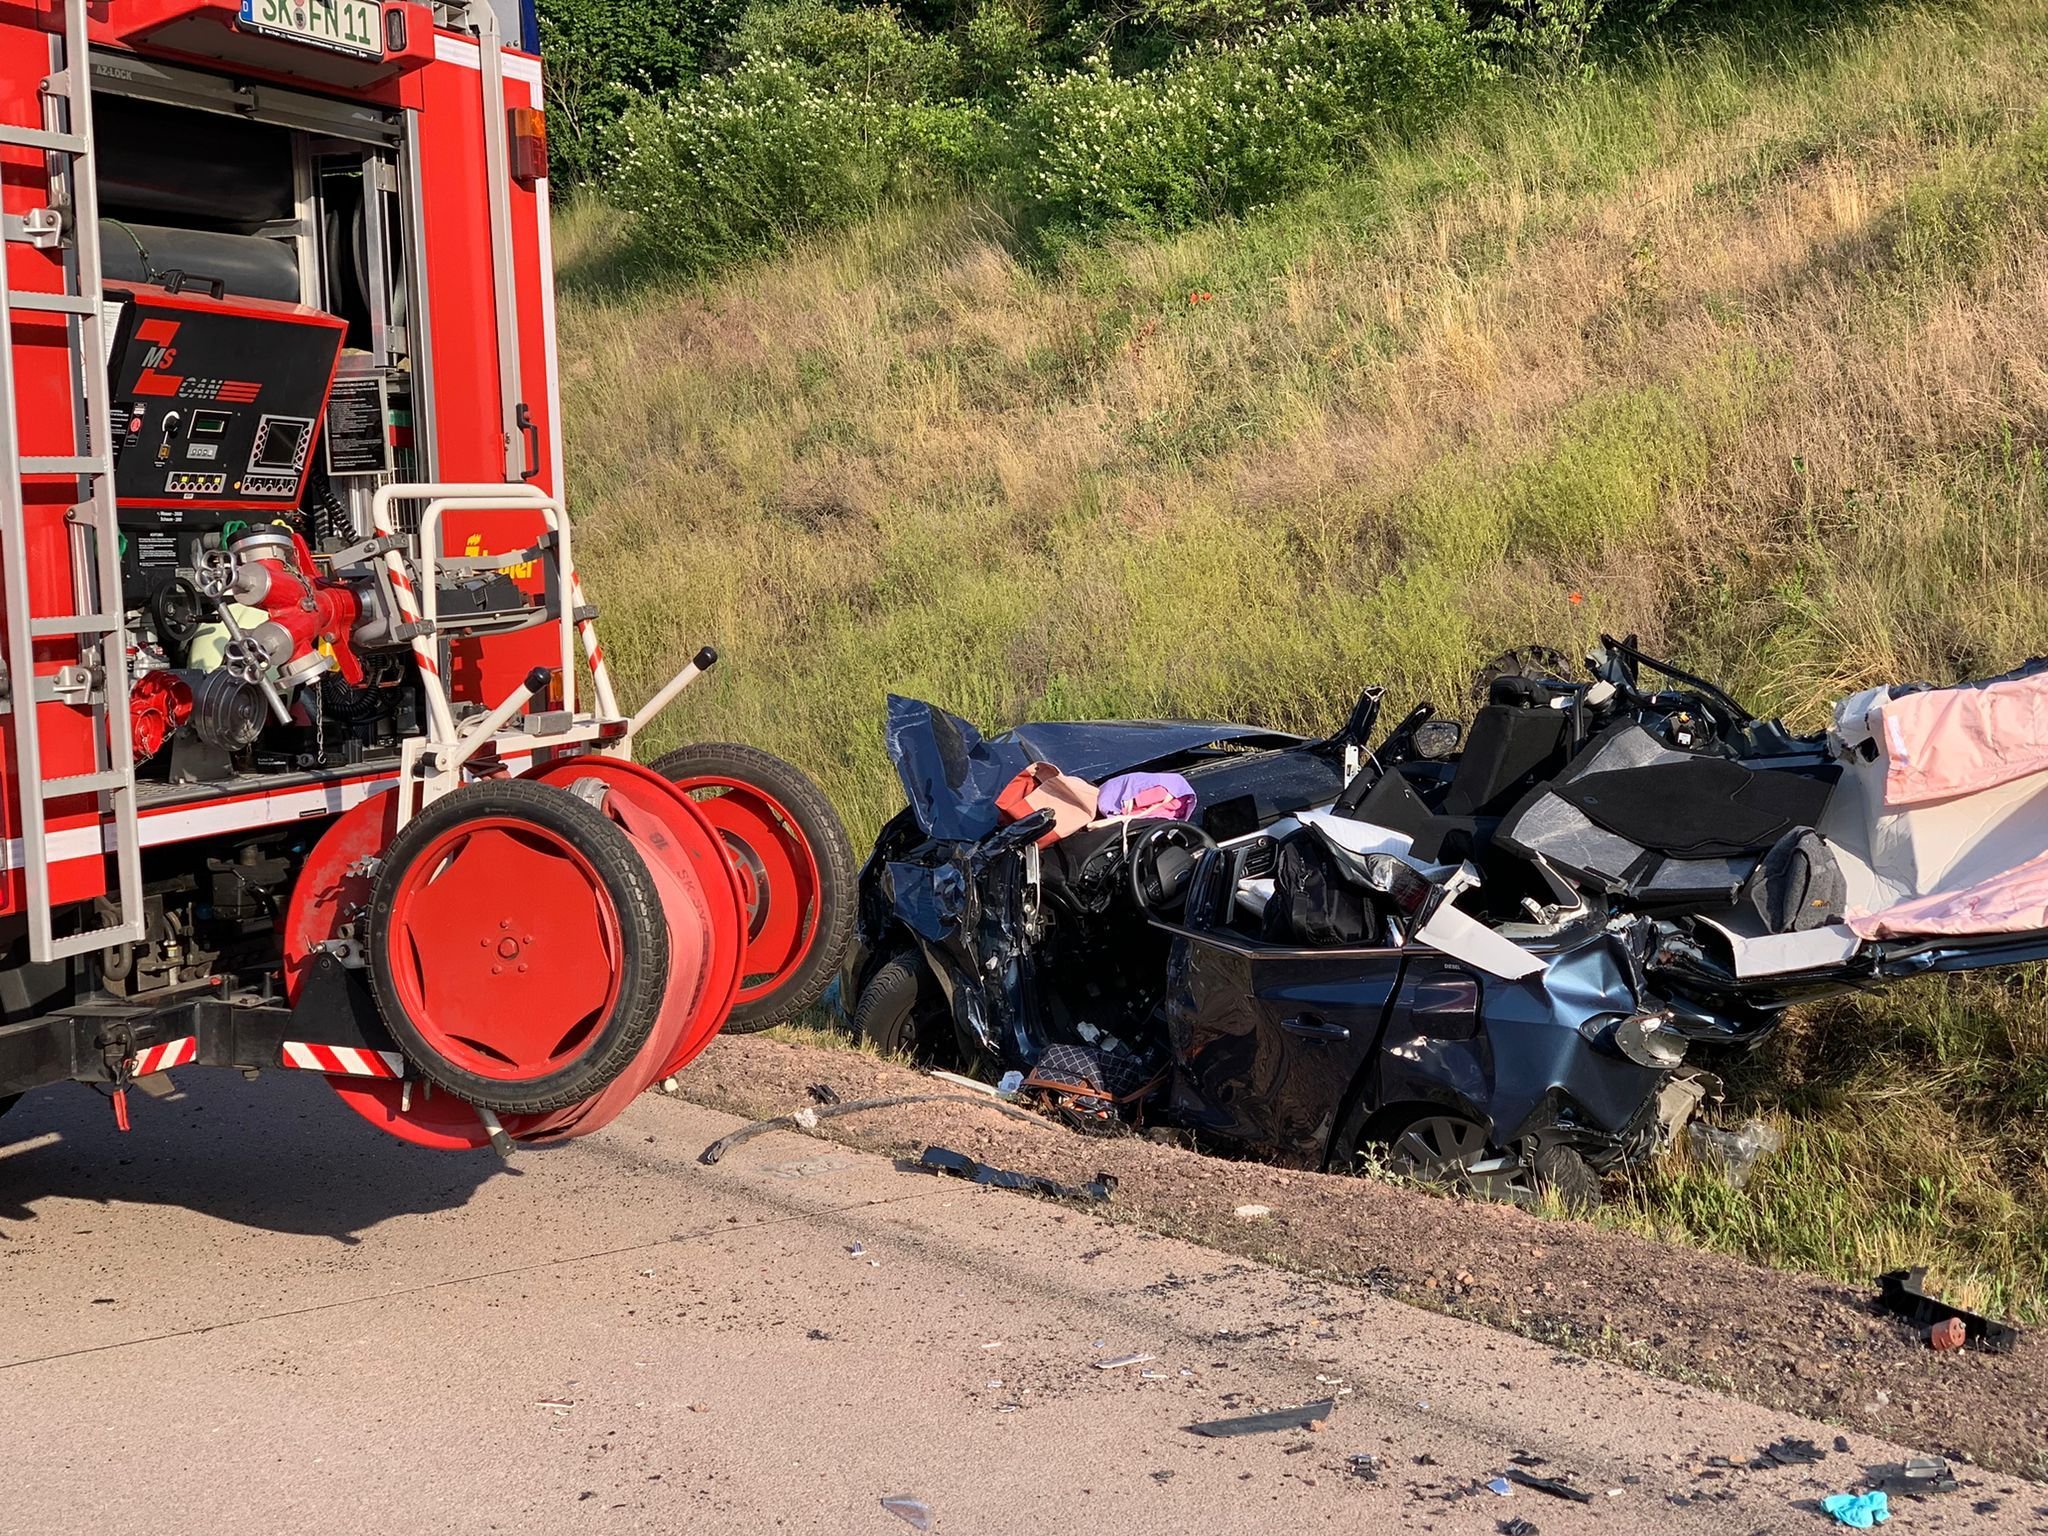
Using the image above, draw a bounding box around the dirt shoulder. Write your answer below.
[678,1032,2047,1476]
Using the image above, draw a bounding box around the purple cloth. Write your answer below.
[1094,771,1197,823]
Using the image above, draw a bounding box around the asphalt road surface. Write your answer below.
[0,1070,2036,1535]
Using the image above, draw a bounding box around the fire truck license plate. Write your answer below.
[238,0,383,57]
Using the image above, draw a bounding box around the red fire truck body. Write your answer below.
[0,0,847,1151]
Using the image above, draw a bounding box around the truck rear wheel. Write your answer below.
[365,779,671,1114]
[649,742,853,1032]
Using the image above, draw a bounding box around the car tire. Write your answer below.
[1532,1141,1603,1213]
[648,742,855,1032]
[852,953,940,1061]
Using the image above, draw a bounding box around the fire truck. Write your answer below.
[0,0,853,1150]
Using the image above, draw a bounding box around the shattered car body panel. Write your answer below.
[845,696,1348,1065]
[843,644,2048,1196]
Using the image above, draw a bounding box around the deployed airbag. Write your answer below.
[1849,658,2048,808]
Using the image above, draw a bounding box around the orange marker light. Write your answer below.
[509,107,548,189]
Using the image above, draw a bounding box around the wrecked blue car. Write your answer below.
[837,639,2048,1205]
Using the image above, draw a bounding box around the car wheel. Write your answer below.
[851,953,948,1063]
[1385,1112,1536,1204]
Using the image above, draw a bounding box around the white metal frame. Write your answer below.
[366,482,703,828]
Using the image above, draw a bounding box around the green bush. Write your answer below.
[1012,6,1493,243]
[537,0,747,185]
[609,59,1000,271]
[960,0,1045,93]
[729,0,967,96]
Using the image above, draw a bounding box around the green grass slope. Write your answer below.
[558,0,2048,1321]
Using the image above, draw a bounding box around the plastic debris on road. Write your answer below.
[1097,1352,1156,1370]
[1822,1491,1891,1528]
[1185,1399,1336,1438]
[1875,1268,2021,1353]
[1503,1469,1594,1503]
[881,1494,932,1530]
[1864,1456,1959,1497]
[918,1144,1115,1202]
[1685,1118,1782,1187]
[1486,1478,1513,1496]
[1754,1436,1826,1468]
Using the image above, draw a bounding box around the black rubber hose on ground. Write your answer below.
[696,1092,1046,1166]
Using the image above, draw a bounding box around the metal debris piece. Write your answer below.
[1097,1352,1157,1370]
[1500,1521,1540,1536]
[1486,1478,1513,1496]
[1347,1454,1379,1481]
[1504,1469,1594,1504]
[1186,1399,1336,1438]
[918,1144,1115,1202]
[806,1083,840,1105]
[1874,1268,2020,1353]
[880,1494,932,1530]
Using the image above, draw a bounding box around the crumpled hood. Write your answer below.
[885,694,1302,842]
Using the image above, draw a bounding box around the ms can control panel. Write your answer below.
[105,283,346,522]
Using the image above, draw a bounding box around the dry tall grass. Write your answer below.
[559,0,2048,1319]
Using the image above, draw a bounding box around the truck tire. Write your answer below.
[648,742,854,1032]
[365,779,671,1114]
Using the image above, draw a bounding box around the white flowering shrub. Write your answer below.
[1014,5,1491,242]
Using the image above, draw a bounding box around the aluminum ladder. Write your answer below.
[0,0,145,962]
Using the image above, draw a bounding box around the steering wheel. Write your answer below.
[1125,820,1217,915]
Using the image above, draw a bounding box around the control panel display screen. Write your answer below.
[250,417,311,472]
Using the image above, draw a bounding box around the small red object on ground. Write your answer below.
[1929,1317,1967,1351]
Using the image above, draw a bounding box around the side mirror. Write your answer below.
[1413,719,1463,760]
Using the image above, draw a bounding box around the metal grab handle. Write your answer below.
[516,403,539,482]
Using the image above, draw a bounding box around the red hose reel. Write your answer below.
[282,762,747,1151]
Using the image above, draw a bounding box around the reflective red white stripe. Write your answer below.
[129,1036,196,1076]
[280,1042,406,1078]
[568,569,619,717]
